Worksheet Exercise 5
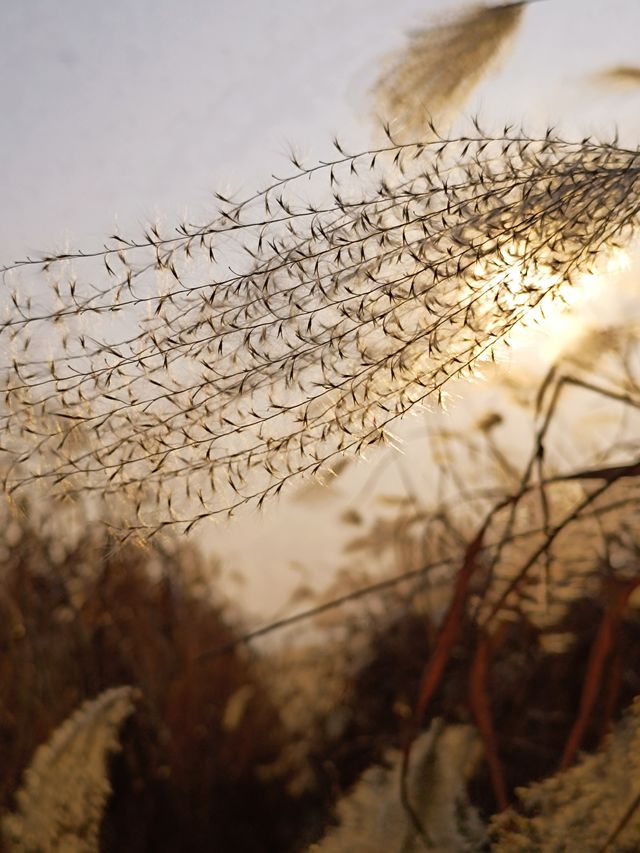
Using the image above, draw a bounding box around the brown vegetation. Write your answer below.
[0,515,311,852]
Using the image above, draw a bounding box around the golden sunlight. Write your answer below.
[492,247,632,360]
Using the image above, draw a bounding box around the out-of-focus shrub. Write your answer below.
[0,508,308,852]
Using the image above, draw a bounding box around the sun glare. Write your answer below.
[491,247,631,361]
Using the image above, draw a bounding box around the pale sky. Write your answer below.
[3,0,640,261]
[2,0,640,616]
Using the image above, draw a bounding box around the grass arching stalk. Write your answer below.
[1,127,640,535]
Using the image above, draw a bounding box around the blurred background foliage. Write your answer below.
[3,309,640,849]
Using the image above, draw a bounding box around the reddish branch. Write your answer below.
[414,528,485,721]
[560,576,640,770]
[600,646,625,744]
[399,528,485,840]
[468,631,509,811]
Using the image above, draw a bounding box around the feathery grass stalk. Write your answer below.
[374,2,526,137]
[1,128,639,534]
[2,688,138,853]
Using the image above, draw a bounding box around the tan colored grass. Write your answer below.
[374,3,524,137]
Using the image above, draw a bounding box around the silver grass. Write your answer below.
[2,687,138,853]
[310,722,485,853]
[592,66,640,88]
[1,130,640,535]
[491,696,640,851]
[374,3,525,138]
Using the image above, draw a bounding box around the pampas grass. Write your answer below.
[492,697,640,850]
[374,2,526,137]
[311,723,485,853]
[0,511,306,853]
[3,128,640,535]
[592,66,640,88]
[2,688,138,853]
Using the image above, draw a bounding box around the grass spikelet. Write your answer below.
[492,697,640,851]
[311,723,485,852]
[374,2,526,138]
[2,687,138,853]
[592,65,640,89]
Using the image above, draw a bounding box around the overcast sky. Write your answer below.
[3,0,640,261]
[2,0,640,615]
